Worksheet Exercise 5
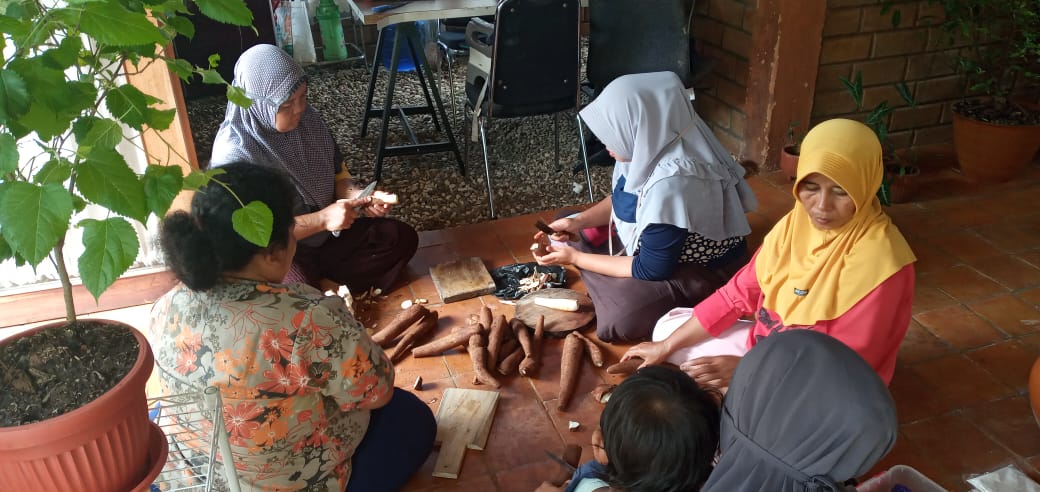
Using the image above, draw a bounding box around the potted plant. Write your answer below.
[926,0,1040,182]
[0,1,270,490]
[840,70,920,205]
[779,120,802,181]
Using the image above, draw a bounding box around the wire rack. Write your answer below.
[147,387,240,492]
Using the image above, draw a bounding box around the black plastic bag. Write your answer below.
[490,262,567,300]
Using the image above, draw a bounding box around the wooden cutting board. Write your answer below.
[433,388,500,479]
[429,257,497,303]
[514,288,595,337]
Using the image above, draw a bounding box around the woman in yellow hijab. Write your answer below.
[623,119,915,387]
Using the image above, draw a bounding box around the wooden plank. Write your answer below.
[429,257,497,304]
[514,288,595,338]
[433,388,499,479]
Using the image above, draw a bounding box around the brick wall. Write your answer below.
[812,0,963,149]
[692,0,757,157]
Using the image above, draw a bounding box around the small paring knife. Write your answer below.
[332,181,378,238]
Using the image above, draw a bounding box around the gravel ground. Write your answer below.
[187,60,613,231]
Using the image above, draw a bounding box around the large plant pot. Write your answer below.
[779,145,799,181]
[952,111,1040,183]
[0,320,162,492]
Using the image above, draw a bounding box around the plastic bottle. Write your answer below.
[316,0,348,61]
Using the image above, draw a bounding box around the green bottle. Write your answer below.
[316,0,348,61]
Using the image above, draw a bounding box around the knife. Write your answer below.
[545,450,577,473]
[332,181,378,238]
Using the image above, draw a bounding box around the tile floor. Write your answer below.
[4,147,1040,491]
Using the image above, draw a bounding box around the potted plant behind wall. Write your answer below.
[0,1,271,490]
[926,0,1040,182]
[839,69,920,205]
[779,120,802,181]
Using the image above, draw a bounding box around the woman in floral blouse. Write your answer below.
[150,162,435,491]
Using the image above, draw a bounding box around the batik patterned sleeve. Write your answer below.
[308,295,394,411]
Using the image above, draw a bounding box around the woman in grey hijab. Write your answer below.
[210,44,418,294]
[703,329,898,491]
[533,71,758,342]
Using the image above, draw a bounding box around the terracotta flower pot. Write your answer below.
[882,160,920,205]
[952,111,1040,183]
[0,320,162,492]
[779,145,799,181]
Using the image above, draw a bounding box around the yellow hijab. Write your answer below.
[756,119,915,325]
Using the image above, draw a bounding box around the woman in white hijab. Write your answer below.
[703,329,898,491]
[533,71,758,343]
[211,44,418,295]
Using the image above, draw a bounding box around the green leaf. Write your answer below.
[227,85,253,109]
[895,82,916,107]
[40,35,83,70]
[165,14,194,39]
[142,164,183,217]
[0,15,30,40]
[16,101,70,141]
[33,158,73,185]
[78,148,149,222]
[77,117,124,153]
[198,68,226,85]
[0,231,13,263]
[165,58,194,81]
[71,193,87,212]
[0,132,16,174]
[0,181,73,266]
[78,217,139,300]
[195,0,253,27]
[207,53,220,68]
[232,200,273,247]
[0,68,30,123]
[105,84,153,130]
[183,169,208,190]
[75,3,166,46]
[890,9,902,29]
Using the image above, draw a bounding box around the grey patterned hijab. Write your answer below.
[703,330,898,492]
[578,72,757,248]
[210,44,336,212]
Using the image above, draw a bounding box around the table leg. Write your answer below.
[373,26,405,182]
[402,22,465,176]
[406,33,441,133]
[360,26,388,138]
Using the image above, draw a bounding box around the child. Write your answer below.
[541,365,721,492]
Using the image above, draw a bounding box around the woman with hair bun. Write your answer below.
[150,161,435,492]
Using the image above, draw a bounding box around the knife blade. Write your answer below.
[544,450,577,473]
[332,181,379,237]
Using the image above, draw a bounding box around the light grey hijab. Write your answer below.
[210,44,336,215]
[703,330,898,492]
[578,71,757,252]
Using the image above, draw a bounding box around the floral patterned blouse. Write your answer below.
[149,278,393,491]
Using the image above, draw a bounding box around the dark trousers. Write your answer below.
[576,237,748,343]
[288,217,419,293]
[345,388,436,492]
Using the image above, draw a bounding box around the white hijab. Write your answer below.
[579,72,757,252]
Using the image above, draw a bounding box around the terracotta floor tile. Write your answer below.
[754,186,796,222]
[921,197,1002,229]
[901,413,1012,484]
[967,255,1040,291]
[469,381,565,472]
[889,206,956,239]
[914,305,1007,350]
[964,396,1040,458]
[908,239,961,274]
[971,220,1040,253]
[494,458,562,492]
[898,319,954,365]
[860,430,950,487]
[931,229,1005,262]
[920,265,1010,303]
[910,355,1014,412]
[1021,288,1040,309]
[966,340,1038,393]
[969,295,1040,337]
[911,284,958,315]
[1019,249,1040,270]
[888,365,952,424]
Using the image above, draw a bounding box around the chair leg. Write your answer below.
[554,112,560,171]
[576,114,594,203]
[479,117,495,219]
[447,53,457,127]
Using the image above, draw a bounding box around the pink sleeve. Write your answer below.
[694,253,763,337]
[819,264,915,385]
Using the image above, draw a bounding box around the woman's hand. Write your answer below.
[622,341,672,367]
[361,199,391,218]
[680,355,741,391]
[532,242,579,266]
[322,196,371,231]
